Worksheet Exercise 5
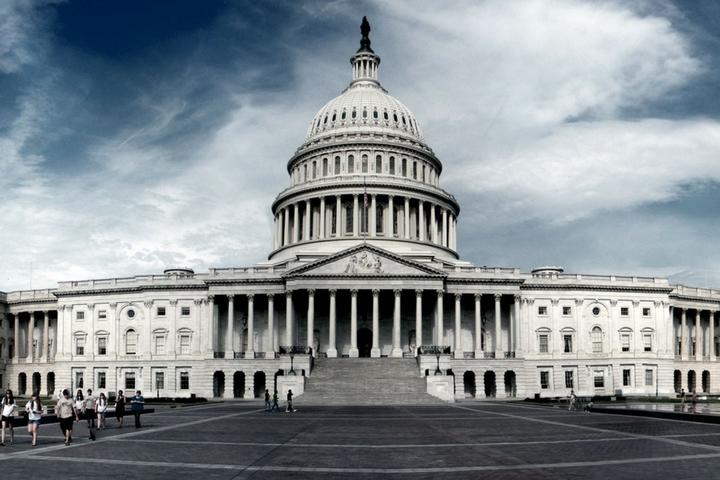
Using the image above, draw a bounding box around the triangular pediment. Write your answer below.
[283,244,446,278]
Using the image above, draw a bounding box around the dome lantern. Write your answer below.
[350,16,380,85]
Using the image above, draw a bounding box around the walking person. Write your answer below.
[264,389,271,412]
[680,388,686,411]
[271,390,280,412]
[568,389,576,411]
[1,389,17,446]
[131,390,145,428]
[74,389,84,414]
[84,389,97,440]
[96,393,108,429]
[56,389,79,446]
[25,392,43,446]
[115,390,126,428]
[286,389,295,413]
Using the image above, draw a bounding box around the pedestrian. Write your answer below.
[96,393,108,429]
[84,389,96,440]
[131,390,145,428]
[115,390,126,428]
[25,392,43,446]
[56,389,79,446]
[264,389,271,412]
[271,390,280,412]
[74,389,84,413]
[286,389,295,413]
[1,389,17,446]
[691,389,698,412]
[568,389,576,411]
[680,388,686,410]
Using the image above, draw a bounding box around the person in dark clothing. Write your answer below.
[131,390,145,428]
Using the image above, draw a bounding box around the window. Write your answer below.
[155,372,165,390]
[125,329,137,355]
[303,164,307,181]
[594,372,604,388]
[643,307,651,317]
[180,334,191,355]
[373,109,378,119]
[76,337,85,356]
[127,309,135,318]
[389,157,395,175]
[592,327,603,353]
[643,334,652,352]
[75,371,84,390]
[623,369,632,387]
[76,311,85,320]
[565,371,574,389]
[348,155,354,173]
[97,372,106,389]
[181,306,190,316]
[562,306,572,316]
[412,161,417,179]
[361,154,368,173]
[375,155,382,173]
[341,110,346,120]
[98,310,107,319]
[312,161,317,179]
[621,333,631,352]
[563,334,573,353]
[376,206,384,234]
[538,306,547,316]
[592,307,600,316]
[98,337,107,356]
[362,108,367,118]
[645,369,654,386]
[125,372,136,390]
[620,307,629,316]
[180,372,190,390]
[323,158,328,176]
[540,371,550,389]
[154,335,166,355]
[401,158,407,177]
[334,156,341,174]
[539,334,549,353]
[157,306,166,316]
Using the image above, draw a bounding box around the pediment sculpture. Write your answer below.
[344,252,384,274]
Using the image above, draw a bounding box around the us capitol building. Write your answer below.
[1,19,719,402]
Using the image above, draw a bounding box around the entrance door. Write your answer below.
[358,328,372,357]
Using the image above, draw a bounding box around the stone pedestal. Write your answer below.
[427,375,455,402]
[326,348,338,358]
[371,347,381,358]
[277,375,305,399]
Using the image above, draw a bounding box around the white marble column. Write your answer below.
[14,313,20,361]
[370,194,377,237]
[335,196,342,237]
[206,295,215,357]
[327,290,337,357]
[304,199,311,240]
[415,290,423,355]
[306,289,315,355]
[350,289,359,357]
[285,291,293,346]
[267,294,275,358]
[387,195,394,237]
[454,293,463,358]
[319,197,326,239]
[226,295,235,359]
[293,203,299,243]
[419,200,425,241]
[42,310,49,362]
[494,294,502,357]
[246,294,255,358]
[474,293,482,357]
[513,295,521,354]
[442,209,448,247]
[696,310,703,361]
[283,208,289,246]
[353,194,359,237]
[404,197,410,239]
[372,289,380,357]
[436,290,444,345]
[169,300,177,356]
[711,310,716,361]
[430,203,437,243]
[27,313,35,361]
[681,308,687,359]
[392,289,402,357]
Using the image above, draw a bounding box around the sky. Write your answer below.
[1,0,720,292]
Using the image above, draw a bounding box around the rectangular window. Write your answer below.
[157,306,166,316]
[540,371,549,389]
[180,372,190,390]
[623,369,632,386]
[539,334,549,353]
[643,307,651,316]
[125,372,136,390]
[154,335,166,355]
[97,371,106,389]
[401,158,407,177]
[181,306,191,316]
[594,373,604,388]
[621,334,631,352]
[563,335,573,353]
[562,306,571,316]
[126,331,137,355]
[389,157,395,175]
[645,369,654,386]
[620,307,629,316]
[76,337,85,356]
[375,156,382,173]
[98,337,107,356]
[565,371,574,389]
[76,311,85,320]
[643,334,652,352]
[180,335,191,355]
[75,372,84,390]
[98,310,107,319]
[155,372,165,390]
[335,157,340,175]
[538,306,547,316]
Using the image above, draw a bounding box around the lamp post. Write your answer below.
[289,352,296,376]
[434,351,442,376]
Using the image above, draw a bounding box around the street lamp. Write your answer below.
[289,352,296,376]
[434,351,442,376]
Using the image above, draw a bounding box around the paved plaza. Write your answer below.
[2,401,720,479]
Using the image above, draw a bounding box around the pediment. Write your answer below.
[284,245,446,278]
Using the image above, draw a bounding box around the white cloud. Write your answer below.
[0,0,58,73]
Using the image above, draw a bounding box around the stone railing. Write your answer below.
[418,345,451,355]
[213,351,225,359]
[6,289,57,303]
[279,346,311,355]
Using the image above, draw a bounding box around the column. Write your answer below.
[293,203,299,243]
[28,313,35,361]
[319,196,326,239]
[668,305,674,354]
[696,310,702,361]
[392,289,402,357]
[442,209,448,247]
[404,197,410,239]
[42,311,49,362]
[454,293,463,358]
[711,311,716,361]
[387,195,394,237]
[681,308,687,359]
[14,313,20,361]
[350,289,359,357]
[513,295,521,355]
[430,203,437,243]
[304,199,311,240]
[494,294,502,356]
[419,200,425,241]
[226,295,235,358]
[370,194,377,237]
[415,290,423,355]
[327,290,337,357]
[283,208,289,246]
[142,302,150,358]
[353,194,359,236]
[169,299,177,357]
[335,196,342,237]
[436,290,444,345]
[285,291,293,346]
[306,289,315,355]
[372,289,381,357]
[474,294,482,357]
[267,294,275,358]
[246,294,255,358]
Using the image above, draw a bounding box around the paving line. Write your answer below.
[24,452,720,473]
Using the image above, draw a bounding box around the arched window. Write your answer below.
[341,110,346,120]
[422,165,426,182]
[373,109,378,119]
[375,155,382,173]
[323,114,328,124]
[303,164,307,182]
[393,112,398,122]
[322,158,328,176]
[401,158,407,177]
[331,112,336,122]
[177,328,193,355]
[312,161,317,179]
[383,111,389,121]
[401,115,407,125]
[412,161,417,180]
[351,109,357,119]
[362,108,367,119]
[591,327,603,353]
[334,156,341,175]
[348,155,354,173]
[125,329,138,355]
[361,154,368,173]
[389,156,395,175]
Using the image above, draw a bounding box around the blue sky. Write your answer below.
[1,0,719,291]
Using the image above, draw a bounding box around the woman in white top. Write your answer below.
[95,393,108,429]
[25,392,43,446]
[1,389,17,446]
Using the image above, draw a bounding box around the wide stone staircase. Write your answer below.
[300,357,443,405]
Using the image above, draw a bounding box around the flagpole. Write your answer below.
[362,176,368,243]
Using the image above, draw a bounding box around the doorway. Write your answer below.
[358,328,372,357]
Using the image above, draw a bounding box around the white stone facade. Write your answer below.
[1,21,718,401]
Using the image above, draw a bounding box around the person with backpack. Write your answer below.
[56,389,79,446]
[1,389,17,446]
[25,392,43,446]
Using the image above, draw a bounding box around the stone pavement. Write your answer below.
[2,400,720,479]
